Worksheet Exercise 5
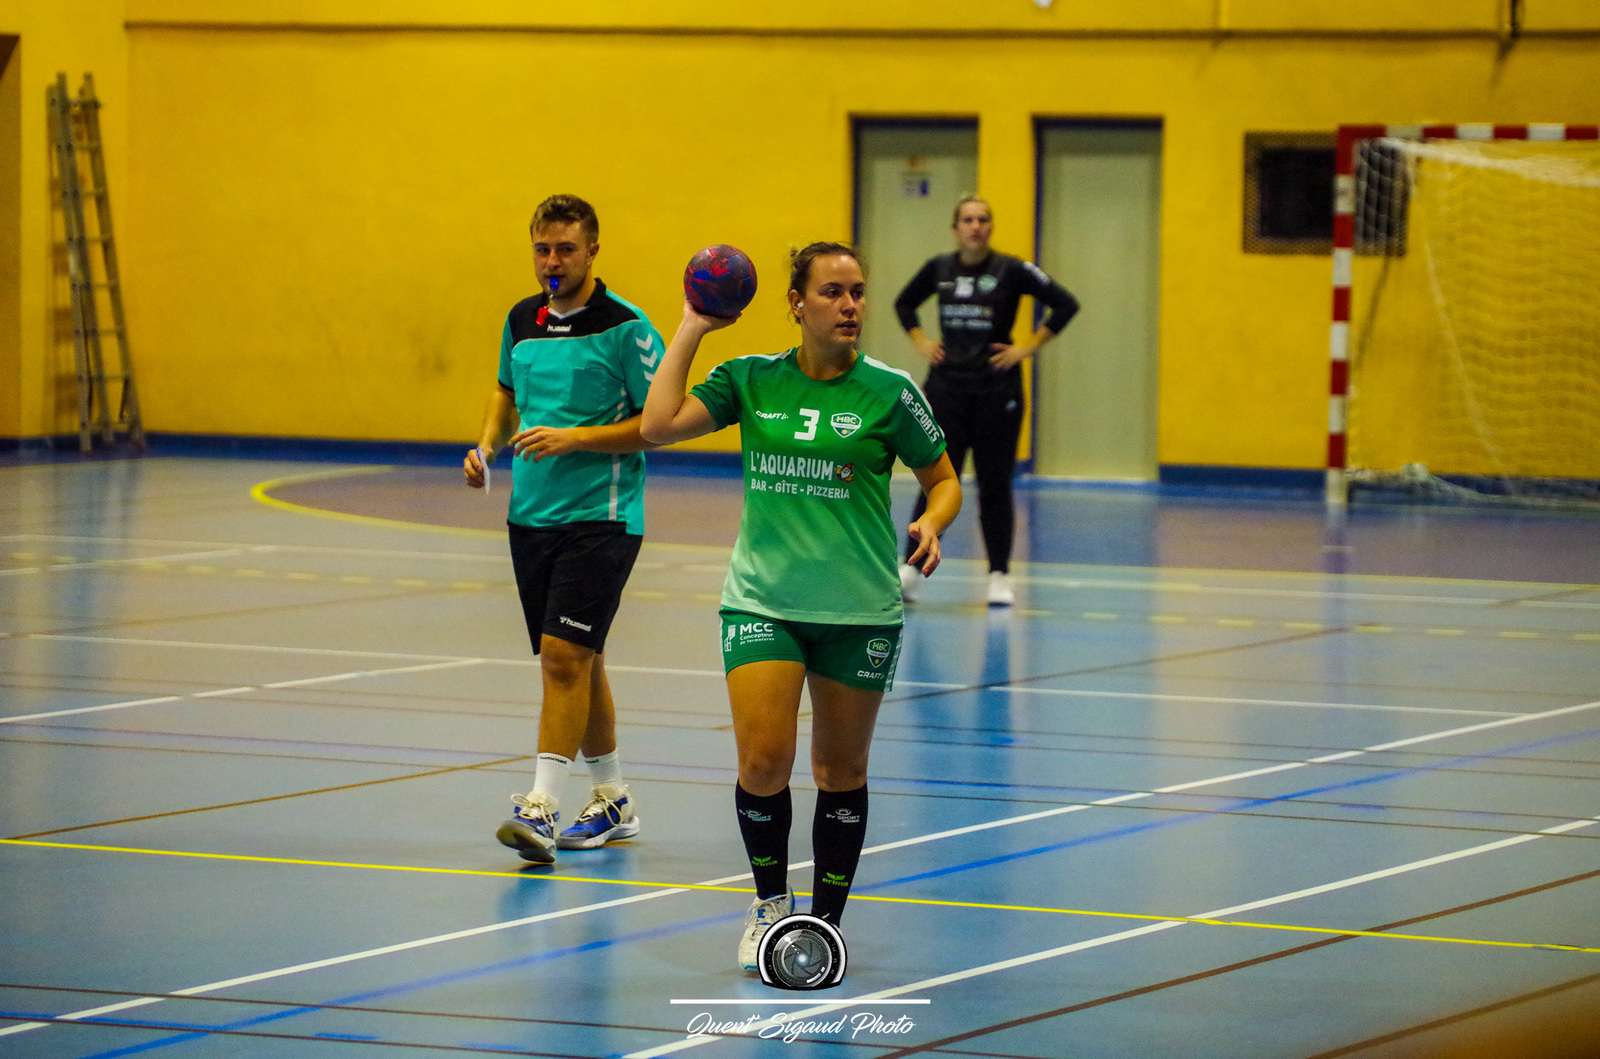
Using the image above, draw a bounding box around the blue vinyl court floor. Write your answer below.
[2,454,1599,1058]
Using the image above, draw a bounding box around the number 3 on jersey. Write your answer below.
[794,408,820,441]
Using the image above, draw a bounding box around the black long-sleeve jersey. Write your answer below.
[893,251,1080,378]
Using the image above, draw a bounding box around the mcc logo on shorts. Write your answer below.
[725,620,778,653]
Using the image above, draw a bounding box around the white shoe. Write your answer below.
[556,782,640,849]
[738,889,795,972]
[496,792,558,864]
[987,571,1015,607]
[898,563,921,603]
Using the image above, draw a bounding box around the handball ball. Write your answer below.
[684,244,758,318]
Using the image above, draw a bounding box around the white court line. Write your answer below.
[0,862,774,1041]
[7,698,1597,1044]
[967,685,1520,718]
[3,533,720,564]
[15,636,1521,720]
[857,697,1600,856]
[0,659,486,725]
[888,680,1518,719]
[0,547,261,579]
[623,814,1600,1058]
[1025,576,1576,608]
[0,887,691,1039]
[23,634,465,662]
[11,531,1589,604]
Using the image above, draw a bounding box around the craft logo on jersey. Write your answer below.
[865,638,891,669]
[830,412,861,438]
[835,462,855,483]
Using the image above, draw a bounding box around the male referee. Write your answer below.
[464,194,663,863]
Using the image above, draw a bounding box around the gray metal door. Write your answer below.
[1034,123,1162,480]
[852,122,979,381]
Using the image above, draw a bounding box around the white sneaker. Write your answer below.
[987,571,1015,607]
[496,792,558,864]
[738,889,795,972]
[898,563,921,603]
[557,782,640,849]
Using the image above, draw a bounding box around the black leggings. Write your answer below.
[905,369,1025,574]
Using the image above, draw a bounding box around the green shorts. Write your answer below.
[719,608,902,692]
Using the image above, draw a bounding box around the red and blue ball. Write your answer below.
[684,244,757,318]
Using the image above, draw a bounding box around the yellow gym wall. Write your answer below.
[8,1,1599,471]
[0,0,129,444]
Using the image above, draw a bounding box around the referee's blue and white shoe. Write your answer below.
[496,793,558,864]
[557,782,641,850]
[738,889,795,972]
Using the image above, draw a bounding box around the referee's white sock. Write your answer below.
[583,749,625,791]
[529,752,572,813]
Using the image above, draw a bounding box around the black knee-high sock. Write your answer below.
[811,785,869,926]
[735,784,792,900]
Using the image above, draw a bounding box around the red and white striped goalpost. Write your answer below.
[1324,122,1600,506]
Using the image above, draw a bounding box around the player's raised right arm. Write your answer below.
[641,301,733,445]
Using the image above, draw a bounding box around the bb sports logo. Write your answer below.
[830,412,862,438]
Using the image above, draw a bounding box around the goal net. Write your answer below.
[1336,129,1600,506]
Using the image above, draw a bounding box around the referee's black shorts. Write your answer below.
[507,520,642,654]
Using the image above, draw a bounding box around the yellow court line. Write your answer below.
[249,468,499,540]
[1,838,749,892]
[6,838,1596,957]
[247,468,731,558]
[25,548,1600,641]
[1051,559,1600,593]
[850,894,1600,955]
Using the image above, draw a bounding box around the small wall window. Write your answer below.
[1244,132,1409,255]
[1243,132,1336,254]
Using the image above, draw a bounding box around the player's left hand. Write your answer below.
[511,425,587,461]
[905,520,943,576]
[987,342,1033,371]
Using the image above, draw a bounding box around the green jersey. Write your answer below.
[496,280,663,534]
[691,348,946,624]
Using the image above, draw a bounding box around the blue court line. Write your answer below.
[57,905,754,1058]
[58,723,1600,1057]
[857,725,1600,893]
